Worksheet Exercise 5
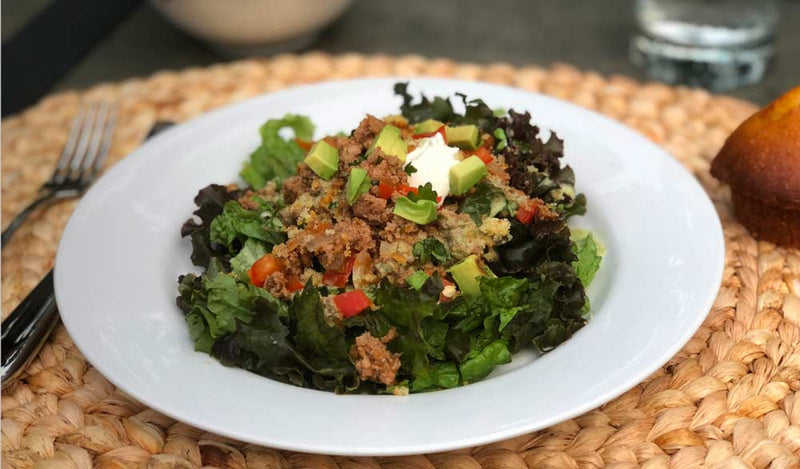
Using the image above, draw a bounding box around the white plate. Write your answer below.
[55,78,723,456]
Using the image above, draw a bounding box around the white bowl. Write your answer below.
[151,0,353,56]
[55,78,724,455]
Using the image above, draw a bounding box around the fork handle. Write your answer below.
[1,192,54,247]
[1,271,58,387]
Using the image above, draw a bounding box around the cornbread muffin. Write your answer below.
[711,86,800,247]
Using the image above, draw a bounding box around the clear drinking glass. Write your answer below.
[630,0,780,91]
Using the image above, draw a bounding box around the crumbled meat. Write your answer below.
[360,148,408,187]
[270,218,375,281]
[379,218,420,243]
[282,164,318,204]
[352,194,391,225]
[263,272,292,299]
[534,200,559,220]
[340,139,365,167]
[350,329,401,386]
[352,115,386,148]
[318,218,374,271]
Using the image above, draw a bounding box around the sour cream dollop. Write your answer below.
[403,133,460,204]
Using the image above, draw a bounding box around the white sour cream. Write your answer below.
[403,133,460,204]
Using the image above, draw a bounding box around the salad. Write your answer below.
[177,84,602,394]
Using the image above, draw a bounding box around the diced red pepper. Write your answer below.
[411,125,448,143]
[249,254,283,286]
[377,180,395,199]
[294,139,314,151]
[466,147,494,164]
[515,200,538,225]
[322,257,356,288]
[333,290,371,318]
[396,184,418,197]
[287,278,305,293]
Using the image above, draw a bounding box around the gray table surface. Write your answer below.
[4,0,799,105]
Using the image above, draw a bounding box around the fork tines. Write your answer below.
[50,102,118,187]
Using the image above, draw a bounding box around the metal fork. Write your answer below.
[1,102,117,246]
[1,120,175,388]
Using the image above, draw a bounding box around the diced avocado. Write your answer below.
[489,195,506,217]
[449,156,488,196]
[304,140,339,180]
[413,119,443,134]
[445,125,481,150]
[449,255,493,296]
[367,125,408,162]
[346,168,370,205]
[393,197,437,225]
[406,271,429,290]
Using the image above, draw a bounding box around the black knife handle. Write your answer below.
[1,271,58,387]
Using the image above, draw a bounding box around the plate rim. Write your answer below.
[54,77,724,456]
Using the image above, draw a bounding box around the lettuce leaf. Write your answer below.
[411,362,459,391]
[210,198,286,255]
[571,232,602,287]
[230,238,267,281]
[459,340,511,383]
[180,184,241,268]
[240,115,315,189]
[394,83,499,131]
[289,283,352,374]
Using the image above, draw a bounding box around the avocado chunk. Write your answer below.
[406,271,429,290]
[346,168,370,205]
[449,255,493,296]
[393,197,437,225]
[449,155,488,196]
[367,125,408,162]
[413,119,443,134]
[304,140,339,180]
[445,125,481,150]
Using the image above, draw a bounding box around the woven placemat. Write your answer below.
[3,52,799,469]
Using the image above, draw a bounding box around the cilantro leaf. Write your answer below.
[407,182,438,203]
[412,238,452,266]
[459,181,506,225]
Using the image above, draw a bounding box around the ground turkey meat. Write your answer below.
[352,115,386,147]
[316,218,375,271]
[352,194,391,225]
[271,218,375,277]
[350,329,401,386]
[282,164,318,204]
[360,148,408,187]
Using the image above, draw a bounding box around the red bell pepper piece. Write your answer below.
[411,125,448,144]
[466,147,494,164]
[287,278,305,292]
[322,257,356,288]
[396,184,418,197]
[332,290,371,318]
[515,200,539,225]
[294,139,314,151]
[249,254,283,286]
[377,180,395,199]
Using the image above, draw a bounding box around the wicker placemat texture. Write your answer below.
[2,53,799,469]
